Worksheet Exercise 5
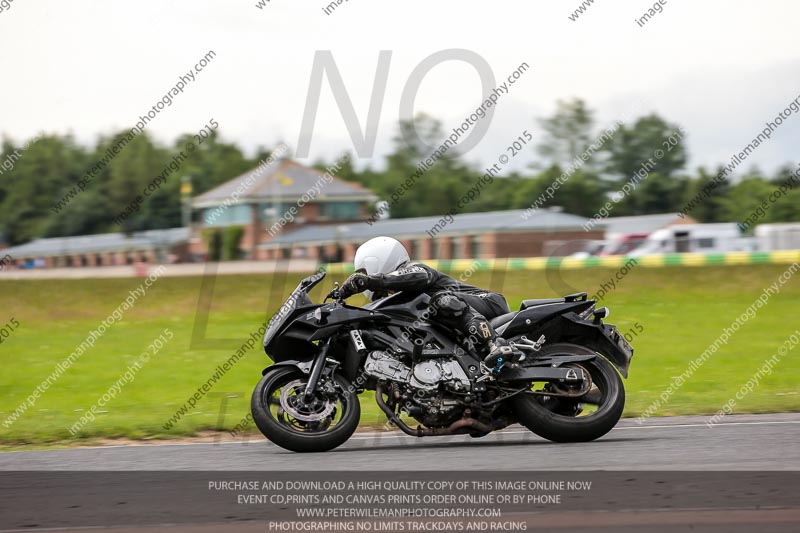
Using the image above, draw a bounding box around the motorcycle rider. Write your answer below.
[336,236,520,369]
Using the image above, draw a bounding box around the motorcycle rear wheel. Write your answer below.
[511,343,625,443]
[251,367,360,453]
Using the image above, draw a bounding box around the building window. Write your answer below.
[259,202,295,223]
[452,238,463,259]
[204,204,251,226]
[469,236,481,258]
[414,239,426,259]
[319,202,360,220]
[409,240,419,260]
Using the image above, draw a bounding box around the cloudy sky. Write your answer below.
[1,0,798,175]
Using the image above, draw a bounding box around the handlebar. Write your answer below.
[325,281,344,303]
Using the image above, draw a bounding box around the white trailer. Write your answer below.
[755,223,800,251]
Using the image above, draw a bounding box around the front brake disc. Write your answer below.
[279,379,336,422]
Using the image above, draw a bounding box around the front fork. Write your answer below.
[302,338,334,401]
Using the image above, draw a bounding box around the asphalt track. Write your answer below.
[1,414,799,532]
[1,413,799,471]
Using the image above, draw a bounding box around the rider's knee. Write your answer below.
[430,291,468,319]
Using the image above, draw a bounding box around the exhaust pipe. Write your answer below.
[375,383,423,437]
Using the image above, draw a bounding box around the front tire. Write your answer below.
[251,367,360,453]
[511,343,625,443]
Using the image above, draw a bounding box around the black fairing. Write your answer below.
[496,300,633,377]
[540,313,634,377]
[497,300,594,337]
[266,303,388,362]
[506,309,633,377]
[264,305,320,362]
[364,291,432,318]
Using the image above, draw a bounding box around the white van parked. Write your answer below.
[629,223,756,256]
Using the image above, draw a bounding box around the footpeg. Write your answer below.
[476,362,495,381]
[482,344,516,366]
[513,335,546,352]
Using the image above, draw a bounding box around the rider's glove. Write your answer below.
[339,273,370,299]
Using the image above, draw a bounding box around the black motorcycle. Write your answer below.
[251,271,633,453]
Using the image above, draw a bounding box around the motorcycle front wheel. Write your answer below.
[511,343,625,443]
[251,366,360,453]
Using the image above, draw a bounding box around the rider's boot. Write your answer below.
[464,317,521,372]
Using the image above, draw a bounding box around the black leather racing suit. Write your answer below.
[360,263,510,353]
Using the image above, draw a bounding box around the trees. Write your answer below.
[613,172,689,216]
[604,114,687,181]
[0,128,261,243]
[0,100,798,246]
[536,98,596,169]
[104,133,169,232]
[683,166,732,222]
[531,98,625,217]
[368,114,480,219]
[766,165,800,223]
[716,170,772,225]
[1,135,87,244]
[554,170,611,217]
[176,131,252,196]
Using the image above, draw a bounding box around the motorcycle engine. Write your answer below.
[364,350,471,393]
[409,360,471,392]
[363,350,472,427]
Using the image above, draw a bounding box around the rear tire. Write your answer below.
[511,344,625,443]
[251,367,360,453]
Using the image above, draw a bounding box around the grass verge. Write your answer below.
[1,263,798,447]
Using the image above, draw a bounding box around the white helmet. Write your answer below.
[354,236,410,276]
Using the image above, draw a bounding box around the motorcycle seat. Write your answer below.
[520,298,564,310]
[489,311,517,329]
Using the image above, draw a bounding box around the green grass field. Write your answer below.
[1,263,799,447]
